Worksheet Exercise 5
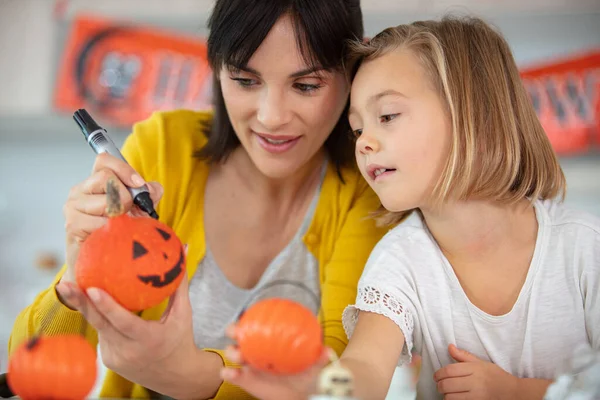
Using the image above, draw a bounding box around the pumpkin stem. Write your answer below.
[26,336,40,350]
[106,177,125,217]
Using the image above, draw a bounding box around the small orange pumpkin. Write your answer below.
[235,298,323,375]
[7,335,97,400]
[76,178,185,311]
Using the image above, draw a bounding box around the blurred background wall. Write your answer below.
[0,0,599,398]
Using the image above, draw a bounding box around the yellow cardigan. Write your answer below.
[8,109,386,399]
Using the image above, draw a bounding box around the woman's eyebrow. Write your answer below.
[289,67,326,78]
[229,65,325,78]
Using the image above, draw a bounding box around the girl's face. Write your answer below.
[349,48,452,212]
[219,14,349,179]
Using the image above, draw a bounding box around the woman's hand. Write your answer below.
[62,153,163,292]
[220,326,331,400]
[54,273,217,399]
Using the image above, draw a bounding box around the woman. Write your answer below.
[8,0,385,398]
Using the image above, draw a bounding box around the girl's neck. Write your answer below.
[421,199,538,266]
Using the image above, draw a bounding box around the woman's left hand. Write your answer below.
[55,274,202,398]
[220,326,331,400]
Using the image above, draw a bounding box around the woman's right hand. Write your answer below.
[61,153,163,287]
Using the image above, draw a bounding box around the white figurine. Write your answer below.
[544,343,600,400]
[310,353,359,400]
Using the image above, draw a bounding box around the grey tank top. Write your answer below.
[188,163,326,350]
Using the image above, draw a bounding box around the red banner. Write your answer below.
[53,15,212,127]
[520,51,600,155]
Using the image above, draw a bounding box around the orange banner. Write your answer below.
[54,15,600,155]
[520,51,600,155]
[53,15,212,127]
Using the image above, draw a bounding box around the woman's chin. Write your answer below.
[248,150,313,181]
[254,161,302,180]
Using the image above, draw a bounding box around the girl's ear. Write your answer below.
[362,36,370,44]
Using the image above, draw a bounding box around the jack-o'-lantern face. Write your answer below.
[76,214,186,312]
[134,226,184,288]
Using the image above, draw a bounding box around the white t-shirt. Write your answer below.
[342,200,600,400]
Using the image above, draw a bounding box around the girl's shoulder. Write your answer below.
[539,199,600,236]
[361,211,440,276]
[377,211,434,250]
[536,199,599,276]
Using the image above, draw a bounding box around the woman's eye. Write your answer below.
[380,114,399,123]
[294,83,322,93]
[231,77,257,88]
[352,128,363,138]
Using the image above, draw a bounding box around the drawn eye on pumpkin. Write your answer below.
[156,227,171,240]
[133,241,148,259]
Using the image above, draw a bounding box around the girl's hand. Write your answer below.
[434,344,518,399]
[62,153,163,292]
[220,326,331,400]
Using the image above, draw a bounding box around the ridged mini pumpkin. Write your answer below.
[7,335,97,400]
[235,298,323,374]
[76,178,185,311]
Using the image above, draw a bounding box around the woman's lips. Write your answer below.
[254,132,301,154]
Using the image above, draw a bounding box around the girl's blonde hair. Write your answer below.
[348,16,566,226]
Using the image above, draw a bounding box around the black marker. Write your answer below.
[73,109,159,220]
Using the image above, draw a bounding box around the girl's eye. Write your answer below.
[352,129,363,138]
[231,77,257,88]
[294,83,322,93]
[380,114,399,123]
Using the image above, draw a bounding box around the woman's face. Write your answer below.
[219,14,349,179]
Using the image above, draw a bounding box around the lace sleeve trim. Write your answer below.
[342,285,415,366]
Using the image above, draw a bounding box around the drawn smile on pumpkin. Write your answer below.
[136,248,184,288]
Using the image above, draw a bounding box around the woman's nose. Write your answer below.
[257,88,292,130]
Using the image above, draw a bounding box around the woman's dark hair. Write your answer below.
[196,0,364,173]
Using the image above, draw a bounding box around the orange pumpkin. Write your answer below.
[7,335,97,400]
[235,298,323,375]
[76,178,185,311]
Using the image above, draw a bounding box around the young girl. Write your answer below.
[221,15,600,400]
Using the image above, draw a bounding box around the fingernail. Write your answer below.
[56,282,72,298]
[87,288,101,303]
[220,368,236,380]
[131,174,145,187]
[224,347,237,359]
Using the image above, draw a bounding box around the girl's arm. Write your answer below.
[339,311,407,400]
